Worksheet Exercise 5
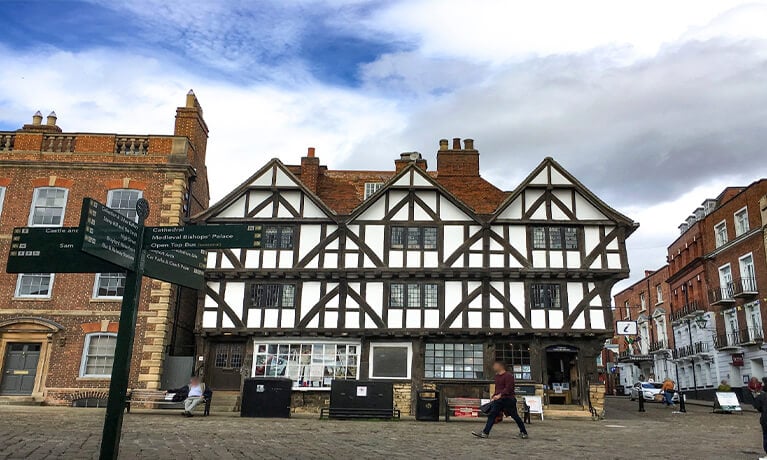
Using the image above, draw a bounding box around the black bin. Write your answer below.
[240,377,292,418]
[416,389,440,421]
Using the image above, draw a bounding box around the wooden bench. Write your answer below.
[319,407,401,420]
[444,397,483,422]
[125,389,211,416]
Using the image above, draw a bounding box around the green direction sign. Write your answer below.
[147,248,205,270]
[6,227,122,274]
[144,251,205,289]
[80,198,140,270]
[143,224,262,250]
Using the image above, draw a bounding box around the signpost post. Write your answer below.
[5,197,264,459]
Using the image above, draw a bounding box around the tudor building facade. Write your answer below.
[193,139,637,412]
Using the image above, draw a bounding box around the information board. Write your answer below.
[714,392,742,413]
[143,224,262,250]
[144,251,205,289]
[616,320,638,336]
[7,227,121,273]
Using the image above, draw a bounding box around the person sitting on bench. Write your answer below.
[167,377,209,417]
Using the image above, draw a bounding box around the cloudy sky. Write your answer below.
[2,0,766,293]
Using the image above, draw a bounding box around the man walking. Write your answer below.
[472,360,529,439]
[752,377,767,460]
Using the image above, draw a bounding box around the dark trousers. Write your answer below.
[483,398,527,435]
[762,423,767,454]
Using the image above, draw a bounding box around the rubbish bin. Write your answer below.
[416,389,440,421]
[240,377,292,418]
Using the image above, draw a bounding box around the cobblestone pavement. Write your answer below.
[0,397,763,459]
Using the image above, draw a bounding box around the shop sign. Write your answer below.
[732,354,744,366]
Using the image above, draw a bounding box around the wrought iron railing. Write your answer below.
[670,300,703,322]
[673,341,709,359]
[732,277,758,297]
[648,340,669,352]
[709,285,735,305]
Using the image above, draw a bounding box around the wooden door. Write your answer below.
[1,343,41,395]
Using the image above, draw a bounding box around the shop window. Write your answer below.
[80,333,117,377]
[389,283,438,308]
[29,187,68,227]
[15,273,54,298]
[93,273,126,298]
[252,341,359,389]
[369,343,412,379]
[530,284,561,309]
[391,226,437,250]
[262,225,294,249]
[495,343,532,381]
[250,284,296,308]
[532,226,579,250]
[424,343,484,379]
[107,189,142,222]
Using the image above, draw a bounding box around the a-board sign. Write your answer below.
[143,225,262,250]
[7,227,120,273]
[523,396,543,420]
[714,392,742,412]
[616,320,638,336]
[80,198,140,270]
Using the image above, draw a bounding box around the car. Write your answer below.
[629,381,680,403]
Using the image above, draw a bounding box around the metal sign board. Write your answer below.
[80,198,140,270]
[144,250,205,289]
[7,227,123,273]
[147,248,206,270]
[143,224,262,250]
[616,320,638,336]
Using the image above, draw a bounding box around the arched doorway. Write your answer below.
[544,345,580,405]
[0,317,63,397]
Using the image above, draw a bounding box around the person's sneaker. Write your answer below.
[471,431,489,439]
[518,433,529,439]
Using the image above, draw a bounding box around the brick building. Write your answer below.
[0,91,209,405]
[612,266,672,392]
[611,180,767,401]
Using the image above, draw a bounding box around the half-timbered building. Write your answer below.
[193,139,637,413]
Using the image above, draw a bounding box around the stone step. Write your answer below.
[543,409,594,420]
[0,396,41,406]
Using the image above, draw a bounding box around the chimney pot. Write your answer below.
[463,138,474,150]
[307,147,315,158]
[32,111,43,126]
[452,138,461,149]
[46,111,57,126]
[185,89,196,108]
[439,139,449,150]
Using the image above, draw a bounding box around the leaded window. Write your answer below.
[250,284,296,308]
[532,226,579,250]
[495,343,532,381]
[389,283,439,308]
[424,343,484,379]
[530,283,561,309]
[263,225,294,249]
[391,226,437,250]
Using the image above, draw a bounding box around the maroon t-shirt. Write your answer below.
[494,371,516,399]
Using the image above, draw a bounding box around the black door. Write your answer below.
[1,343,41,395]
[210,342,245,391]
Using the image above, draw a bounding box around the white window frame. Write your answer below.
[623,301,630,320]
[733,206,749,237]
[724,308,738,335]
[654,316,668,344]
[92,273,127,300]
[364,182,384,200]
[250,338,361,391]
[719,263,733,292]
[0,186,6,218]
[739,253,756,283]
[656,285,663,304]
[28,187,69,227]
[79,333,117,378]
[14,273,54,298]
[714,220,728,248]
[639,293,646,311]
[368,342,413,380]
[106,188,143,223]
[745,302,762,332]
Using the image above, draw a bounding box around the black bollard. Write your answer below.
[638,391,646,412]
[678,391,686,413]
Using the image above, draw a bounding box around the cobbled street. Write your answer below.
[0,397,762,459]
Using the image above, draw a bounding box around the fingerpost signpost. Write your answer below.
[6,197,262,459]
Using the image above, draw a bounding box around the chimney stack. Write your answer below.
[395,152,428,172]
[32,111,43,126]
[301,147,321,193]
[46,111,57,126]
[436,136,480,177]
[175,89,209,167]
[20,110,62,132]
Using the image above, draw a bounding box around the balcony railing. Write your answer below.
[42,134,76,153]
[670,300,704,323]
[738,327,764,345]
[732,277,758,298]
[673,341,710,359]
[715,332,741,349]
[115,136,149,155]
[648,340,669,353]
[709,285,736,306]
[0,133,14,152]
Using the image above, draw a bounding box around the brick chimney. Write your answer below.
[19,110,62,133]
[301,147,321,193]
[436,137,479,177]
[394,152,428,172]
[174,89,209,167]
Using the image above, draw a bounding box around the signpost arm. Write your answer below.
[99,199,149,460]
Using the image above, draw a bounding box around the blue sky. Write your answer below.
[2,0,767,286]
